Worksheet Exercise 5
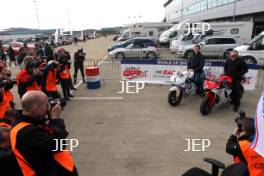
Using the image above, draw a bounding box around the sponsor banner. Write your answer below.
[120,59,259,90]
[251,92,264,157]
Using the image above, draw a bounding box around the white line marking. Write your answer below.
[70,55,108,94]
[70,80,83,94]
[71,97,123,100]
[98,55,108,66]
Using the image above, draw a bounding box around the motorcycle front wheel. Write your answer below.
[200,97,213,115]
[168,89,183,106]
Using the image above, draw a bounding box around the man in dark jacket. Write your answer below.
[7,45,16,66]
[44,43,54,62]
[224,50,248,112]
[187,45,205,94]
[73,49,85,84]
[11,91,78,176]
[0,126,23,176]
[0,44,7,63]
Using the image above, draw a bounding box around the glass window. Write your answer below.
[208,0,212,8]
[219,38,236,44]
[205,38,215,44]
[216,0,223,6]
[212,0,217,8]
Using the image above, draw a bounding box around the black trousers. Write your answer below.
[231,79,243,109]
[74,63,85,83]
[46,91,61,99]
[60,79,70,98]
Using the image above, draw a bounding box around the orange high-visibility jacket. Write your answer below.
[10,122,75,176]
[59,65,70,79]
[46,69,58,92]
[239,140,264,176]
[0,93,11,119]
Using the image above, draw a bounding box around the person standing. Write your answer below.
[0,44,7,64]
[73,49,85,84]
[43,61,61,99]
[58,56,73,101]
[7,45,16,66]
[224,50,248,112]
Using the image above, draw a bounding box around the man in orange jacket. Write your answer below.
[10,91,78,176]
[43,61,61,99]
[17,57,42,98]
[226,117,264,176]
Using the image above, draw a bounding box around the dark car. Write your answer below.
[108,37,158,53]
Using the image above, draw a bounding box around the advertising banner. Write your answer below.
[121,59,259,90]
[251,92,264,157]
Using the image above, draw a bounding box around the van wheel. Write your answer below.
[242,56,257,64]
[185,50,194,59]
[146,52,157,60]
[115,52,125,60]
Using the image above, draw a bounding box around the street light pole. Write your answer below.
[181,0,184,20]
[233,0,237,22]
[33,0,40,29]
[67,10,72,35]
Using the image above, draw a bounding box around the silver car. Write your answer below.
[108,43,160,59]
[178,37,239,59]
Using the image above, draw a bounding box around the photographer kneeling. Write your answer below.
[10,91,78,176]
[226,114,264,176]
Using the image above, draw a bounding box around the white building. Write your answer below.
[164,0,264,36]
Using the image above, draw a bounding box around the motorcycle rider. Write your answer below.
[224,50,248,112]
[187,45,205,94]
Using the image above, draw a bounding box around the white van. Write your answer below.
[235,31,264,65]
[118,22,173,42]
[159,19,191,47]
[170,21,253,53]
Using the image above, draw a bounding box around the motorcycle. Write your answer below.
[200,75,244,115]
[168,70,196,106]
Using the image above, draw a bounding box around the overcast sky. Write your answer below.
[1,0,166,30]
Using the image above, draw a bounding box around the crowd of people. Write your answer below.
[0,42,86,175]
[0,40,263,176]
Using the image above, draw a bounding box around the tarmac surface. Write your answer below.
[12,36,263,176]
[63,80,261,176]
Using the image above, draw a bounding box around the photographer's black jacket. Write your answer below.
[226,134,253,164]
[13,114,78,176]
[0,149,23,176]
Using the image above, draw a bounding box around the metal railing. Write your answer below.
[83,59,121,81]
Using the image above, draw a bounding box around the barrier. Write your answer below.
[120,59,261,91]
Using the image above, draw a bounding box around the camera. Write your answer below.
[49,98,67,109]
[234,110,246,131]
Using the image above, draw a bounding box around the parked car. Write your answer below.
[113,35,121,41]
[178,37,239,59]
[2,41,35,56]
[108,37,158,53]
[108,43,160,60]
[235,31,264,65]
